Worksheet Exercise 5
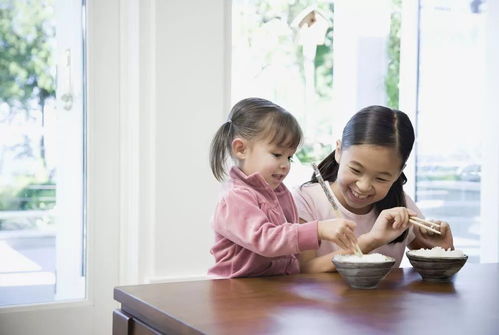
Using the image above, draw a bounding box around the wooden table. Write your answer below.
[113,263,499,335]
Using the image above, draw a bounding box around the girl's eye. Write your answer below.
[376,178,389,182]
[350,167,361,174]
[272,153,282,158]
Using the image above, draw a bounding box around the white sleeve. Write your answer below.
[291,185,318,222]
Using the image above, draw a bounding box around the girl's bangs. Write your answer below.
[260,113,302,148]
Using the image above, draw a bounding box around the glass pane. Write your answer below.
[231,0,335,180]
[0,0,85,306]
[231,0,402,186]
[416,0,485,262]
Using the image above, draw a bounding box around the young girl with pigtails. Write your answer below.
[208,97,358,278]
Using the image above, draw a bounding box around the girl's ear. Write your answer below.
[334,140,342,163]
[232,137,247,160]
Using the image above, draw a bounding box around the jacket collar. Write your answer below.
[229,167,287,196]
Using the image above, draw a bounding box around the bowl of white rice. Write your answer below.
[406,247,468,282]
[332,253,396,289]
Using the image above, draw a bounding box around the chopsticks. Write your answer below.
[311,163,341,216]
[409,216,441,235]
[311,163,363,256]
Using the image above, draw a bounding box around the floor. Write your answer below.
[0,232,56,306]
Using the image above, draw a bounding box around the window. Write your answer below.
[231,0,335,186]
[0,0,86,306]
[231,0,403,185]
[414,0,486,263]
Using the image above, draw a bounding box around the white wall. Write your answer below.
[126,0,227,283]
[153,0,226,280]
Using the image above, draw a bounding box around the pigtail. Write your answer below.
[305,150,339,187]
[209,121,232,181]
[375,172,407,213]
[318,150,340,182]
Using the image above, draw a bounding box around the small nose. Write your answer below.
[356,177,372,192]
[280,160,290,170]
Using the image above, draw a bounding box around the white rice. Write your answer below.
[334,253,391,263]
[407,247,465,258]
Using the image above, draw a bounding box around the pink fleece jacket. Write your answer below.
[208,167,320,278]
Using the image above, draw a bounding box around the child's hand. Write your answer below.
[318,219,357,251]
[370,207,417,244]
[413,220,454,250]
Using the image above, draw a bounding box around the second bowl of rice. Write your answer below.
[406,247,468,282]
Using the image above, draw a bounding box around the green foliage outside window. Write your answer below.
[0,0,55,110]
[0,176,55,211]
[0,0,55,216]
[386,0,401,110]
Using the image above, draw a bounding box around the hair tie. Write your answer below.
[227,119,232,124]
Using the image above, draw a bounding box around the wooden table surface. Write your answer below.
[114,263,499,335]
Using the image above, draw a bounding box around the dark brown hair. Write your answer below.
[209,97,303,181]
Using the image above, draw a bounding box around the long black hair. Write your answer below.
[308,105,415,243]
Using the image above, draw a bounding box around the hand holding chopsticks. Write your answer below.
[312,163,363,256]
[409,216,441,235]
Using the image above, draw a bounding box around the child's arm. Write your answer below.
[299,230,401,273]
[298,218,357,273]
[214,188,320,257]
[299,249,349,273]
[408,220,454,250]
[348,206,418,253]
[365,207,415,244]
[299,208,416,273]
[298,231,395,273]
[402,194,455,250]
[403,194,454,249]
[317,218,357,250]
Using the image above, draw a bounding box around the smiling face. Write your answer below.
[233,138,296,190]
[332,143,403,214]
